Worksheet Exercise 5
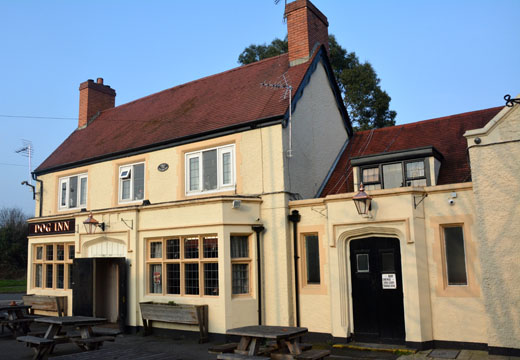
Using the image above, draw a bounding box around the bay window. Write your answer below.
[33,243,74,290]
[186,144,235,195]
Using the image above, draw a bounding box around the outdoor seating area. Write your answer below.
[0,304,34,337]
[212,325,330,360]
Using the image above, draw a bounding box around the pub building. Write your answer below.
[26,0,520,355]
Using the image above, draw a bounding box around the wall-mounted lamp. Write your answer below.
[83,212,105,234]
[353,183,372,216]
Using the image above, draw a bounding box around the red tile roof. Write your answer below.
[321,106,503,196]
[36,53,312,173]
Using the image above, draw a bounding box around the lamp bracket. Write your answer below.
[414,193,428,209]
[121,218,133,230]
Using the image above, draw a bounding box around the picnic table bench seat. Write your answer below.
[217,353,270,360]
[208,342,239,354]
[92,327,122,336]
[294,349,331,359]
[72,335,115,351]
[17,335,56,360]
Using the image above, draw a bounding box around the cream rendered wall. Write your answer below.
[465,103,520,350]
[289,183,488,344]
[285,60,348,199]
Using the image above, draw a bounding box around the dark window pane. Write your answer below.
[357,254,369,272]
[203,237,218,258]
[231,236,248,258]
[46,245,53,261]
[57,245,64,261]
[185,263,199,295]
[35,264,42,287]
[149,264,162,294]
[202,149,217,190]
[46,264,53,288]
[166,239,180,259]
[36,247,43,260]
[382,163,403,189]
[69,176,78,208]
[150,242,162,258]
[204,263,219,296]
[381,252,395,272]
[184,238,199,259]
[57,264,64,289]
[166,263,180,294]
[69,245,75,259]
[444,227,467,285]
[68,264,73,289]
[305,235,320,284]
[133,163,145,200]
[406,161,425,179]
[232,264,249,294]
[61,181,67,207]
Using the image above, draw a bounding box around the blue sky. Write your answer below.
[1,0,518,215]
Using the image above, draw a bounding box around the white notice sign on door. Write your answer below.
[382,273,397,289]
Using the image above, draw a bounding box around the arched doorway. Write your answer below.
[350,237,405,343]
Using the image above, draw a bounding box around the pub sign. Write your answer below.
[29,219,75,236]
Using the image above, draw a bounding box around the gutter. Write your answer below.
[287,210,301,327]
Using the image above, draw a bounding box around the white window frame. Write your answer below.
[119,162,145,203]
[58,173,87,210]
[185,144,235,195]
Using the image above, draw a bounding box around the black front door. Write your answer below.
[350,237,405,343]
[72,258,94,316]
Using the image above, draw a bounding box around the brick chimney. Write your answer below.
[285,0,329,66]
[78,78,116,128]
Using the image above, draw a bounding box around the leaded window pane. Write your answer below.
[46,264,53,288]
[204,263,219,296]
[383,163,403,189]
[150,242,162,258]
[57,264,64,289]
[57,245,64,261]
[166,263,180,294]
[149,264,162,293]
[46,245,53,261]
[166,239,180,259]
[36,247,43,260]
[222,152,231,185]
[203,237,218,258]
[68,264,73,289]
[185,263,199,295]
[232,264,249,294]
[35,264,42,287]
[184,238,199,259]
[362,167,379,183]
[189,157,199,191]
[68,245,75,259]
[231,236,248,258]
[406,161,425,178]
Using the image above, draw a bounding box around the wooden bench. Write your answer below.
[139,302,209,343]
[1,318,34,336]
[23,295,67,317]
[17,335,55,360]
[208,342,239,354]
[217,354,270,360]
[72,335,115,351]
[294,349,331,359]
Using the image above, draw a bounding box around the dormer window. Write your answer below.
[352,146,442,191]
[58,174,87,210]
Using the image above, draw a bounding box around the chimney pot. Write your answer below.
[97,77,103,84]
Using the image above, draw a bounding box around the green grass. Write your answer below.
[0,279,26,293]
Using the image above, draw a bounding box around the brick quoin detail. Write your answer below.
[78,78,116,128]
[285,0,329,65]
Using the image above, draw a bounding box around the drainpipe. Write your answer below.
[32,173,43,217]
[252,225,265,325]
[287,210,301,327]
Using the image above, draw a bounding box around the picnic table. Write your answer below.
[221,325,326,359]
[0,304,33,337]
[17,316,111,360]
